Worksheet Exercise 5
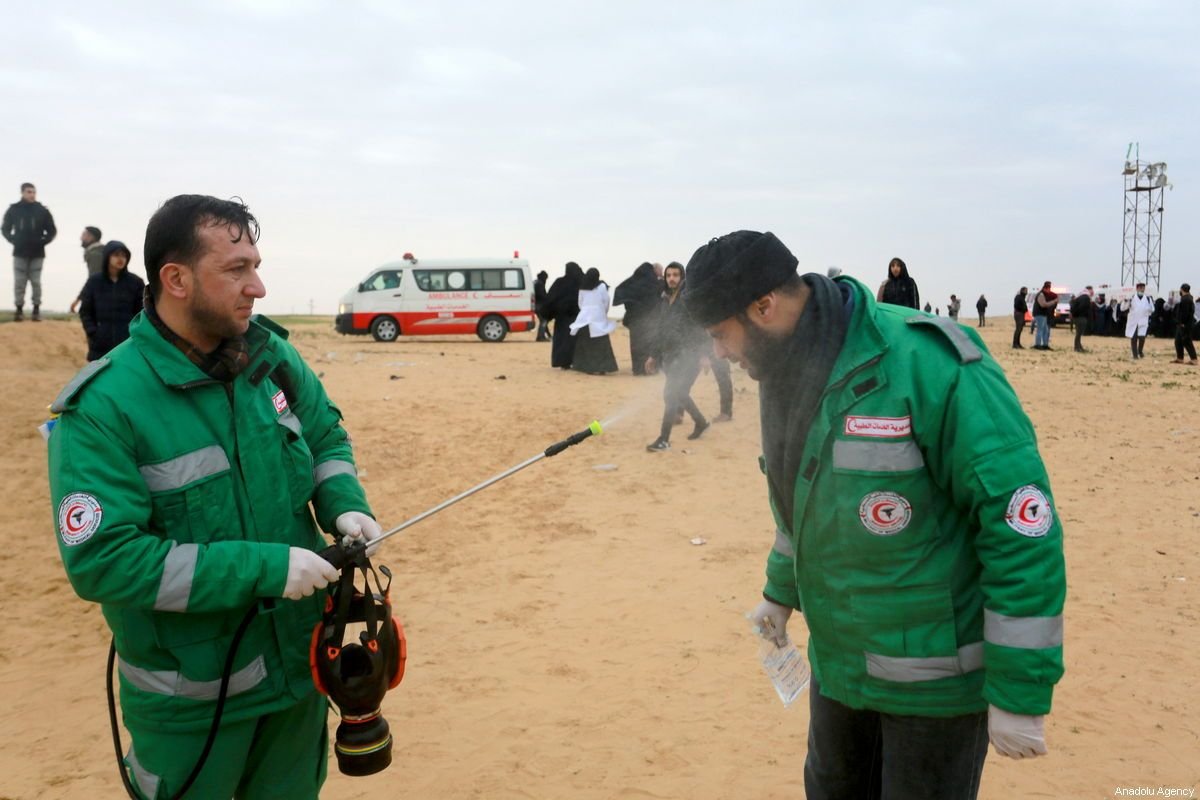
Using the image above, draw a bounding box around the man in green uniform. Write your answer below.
[683,231,1065,800]
[48,195,383,798]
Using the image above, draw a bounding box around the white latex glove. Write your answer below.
[987,705,1047,759]
[283,547,340,601]
[748,599,793,647]
[336,511,384,556]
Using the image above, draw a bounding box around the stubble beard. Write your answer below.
[190,284,247,344]
[742,321,789,382]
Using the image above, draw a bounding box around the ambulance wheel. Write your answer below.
[371,316,399,342]
[477,315,508,342]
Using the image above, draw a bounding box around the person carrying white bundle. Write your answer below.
[568,267,619,374]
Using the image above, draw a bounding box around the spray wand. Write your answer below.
[318,420,604,569]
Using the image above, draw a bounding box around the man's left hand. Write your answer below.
[987,705,1047,759]
[336,511,384,556]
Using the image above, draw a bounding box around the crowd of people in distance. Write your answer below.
[533,259,733,452]
[3,182,144,361]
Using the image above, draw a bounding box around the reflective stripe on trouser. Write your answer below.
[126,744,161,799]
[983,609,1063,649]
[865,642,983,682]
[118,654,268,700]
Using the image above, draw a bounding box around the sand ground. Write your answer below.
[0,314,1196,799]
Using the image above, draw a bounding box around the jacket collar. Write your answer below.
[825,277,889,388]
[129,314,272,389]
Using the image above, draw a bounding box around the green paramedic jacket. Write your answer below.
[762,278,1065,718]
[48,313,372,733]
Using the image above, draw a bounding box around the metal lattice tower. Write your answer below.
[1121,143,1170,292]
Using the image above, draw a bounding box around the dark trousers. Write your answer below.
[711,355,732,416]
[536,314,550,341]
[1012,312,1024,347]
[628,320,654,375]
[804,679,989,800]
[1175,325,1197,360]
[1131,334,1146,358]
[659,354,704,441]
[1073,317,1088,351]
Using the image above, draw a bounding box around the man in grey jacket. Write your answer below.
[70,226,105,314]
[2,182,57,321]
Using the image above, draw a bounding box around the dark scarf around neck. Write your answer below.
[759,273,853,529]
[144,289,251,383]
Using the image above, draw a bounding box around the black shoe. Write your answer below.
[13,307,23,322]
[687,419,710,440]
[1012,344,1024,349]
[31,305,40,322]
[646,438,670,452]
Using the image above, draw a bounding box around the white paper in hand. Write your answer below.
[758,619,810,708]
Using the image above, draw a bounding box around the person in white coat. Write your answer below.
[1124,281,1154,359]
[568,267,619,374]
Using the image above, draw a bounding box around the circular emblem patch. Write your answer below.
[858,491,912,536]
[1005,485,1052,537]
[57,493,103,546]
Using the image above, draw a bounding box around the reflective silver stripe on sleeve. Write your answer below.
[138,445,231,492]
[773,528,795,558]
[833,439,925,472]
[905,316,983,363]
[118,654,268,700]
[276,408,302,437]
[865,642,983,683]
[313,459,357,486]
[126,744,161,799]
[984,609,1063,649]
[154,542,198,612]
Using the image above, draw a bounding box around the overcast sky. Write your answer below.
[3,0,1197,315]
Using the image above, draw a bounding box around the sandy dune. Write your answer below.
[0,314,1196,799]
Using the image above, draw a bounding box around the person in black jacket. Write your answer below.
[542,262,583,368]
[976,294,988,326]
[3,182,57,321]
[613,261,662,375]
[1012,286,1028,349]
[533,270,550,341]
[78,241,145,361]
[1069,288,1092,353]
[1172,283,1197,365]
[876,257,920,309]
[645,262,708,451]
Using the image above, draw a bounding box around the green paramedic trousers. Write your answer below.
[123,691,328,799]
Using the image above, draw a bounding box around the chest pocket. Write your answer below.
[829,437,936,558]
[142,445,236,545]
[276,408,315,512]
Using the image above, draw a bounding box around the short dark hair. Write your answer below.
[144,195,259,298]
[664,261,685,279]
[20,182,34,191]
[1182,283,1191,292]
[85,226,102,241]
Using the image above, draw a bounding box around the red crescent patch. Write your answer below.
[1005,485,1053,537]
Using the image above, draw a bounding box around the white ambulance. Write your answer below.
[335,253,537,342]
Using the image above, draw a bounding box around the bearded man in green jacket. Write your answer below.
[683,231,1065,800]
[48,195,384,799]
